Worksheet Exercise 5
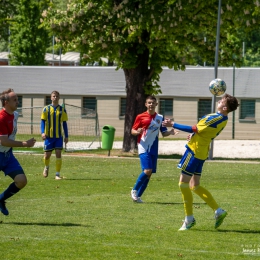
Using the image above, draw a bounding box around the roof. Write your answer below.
[0,52,9,61]
[45,52,80,64]
[0,66,259,98]
[0,52,80,64]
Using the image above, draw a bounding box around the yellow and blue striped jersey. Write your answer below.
[187,112,228,160]
[41,105,68,138]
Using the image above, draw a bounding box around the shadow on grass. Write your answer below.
[1,222,92,227]
[147,202,205,206]
[63,178,112,181]
[217,229,260,234]
[158,154,182,159]
[209,157,260,162]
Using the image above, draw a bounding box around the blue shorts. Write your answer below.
[139,153,158,173]
[177,149,205,176]
[0,150,24,178]
[44,137,63,152]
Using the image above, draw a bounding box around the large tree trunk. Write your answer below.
[122,50,151,152]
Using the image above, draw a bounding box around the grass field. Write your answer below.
[0,153,259,260]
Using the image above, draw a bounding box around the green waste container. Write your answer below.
[102,125,116,151]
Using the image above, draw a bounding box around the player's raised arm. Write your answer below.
[162,119,197,133]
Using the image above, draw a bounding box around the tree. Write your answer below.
[9,0,49,65]
[0,0,19,52]
[243,29,260,67]
[43,0,260,151]
[0,0,18,41]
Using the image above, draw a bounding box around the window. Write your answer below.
[159,99,173,117]
[120,98,126,117]
[45,96,51,105]
[82,97,97,117]
[83,97,96,110]
[17,95,23,116]
[198,99,211,120]
[240,100,255,121]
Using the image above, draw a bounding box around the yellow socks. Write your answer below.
[179,182,193,216]
[191,185,219,211]
[56,158,62,172]
[43,158,50,167]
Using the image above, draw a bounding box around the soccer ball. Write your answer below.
[209,78,227,96]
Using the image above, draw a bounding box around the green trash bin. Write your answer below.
[102,125,116,153]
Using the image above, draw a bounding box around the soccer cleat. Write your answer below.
[136,197,144,203]
[55,175,62,180]
[215,210,227,229]
[0,200,9,216]
[131,189,138,201]
[178,218,196,231]
[43,167,49,178]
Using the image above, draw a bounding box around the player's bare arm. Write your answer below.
[0,136,36,147]
[64,137,69,144]
[41,133,47,140]
[162,128,179,137]
[131,128,143,136]
[162,118,174,127]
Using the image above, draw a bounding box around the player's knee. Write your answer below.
[14,174,27,189]
[144,169,152,176]
[179,182,189,189]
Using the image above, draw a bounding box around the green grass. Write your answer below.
[0,155,260,259]
[15,134,186,143]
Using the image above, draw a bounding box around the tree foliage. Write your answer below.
[0,0,18,42]
[42,0,260,151]
[9,0,49,65]
[243,29,260,67]
[43,0,259,91]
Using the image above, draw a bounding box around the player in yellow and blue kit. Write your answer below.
[41,91,68,180]
[163,93,239,230]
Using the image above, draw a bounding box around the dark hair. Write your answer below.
[0,88,14,107]
[224,93,239,112]
[146,95,157,102]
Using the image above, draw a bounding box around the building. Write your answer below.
[0,52,9,66]
[0,52,81,66]
[0,66,259,139]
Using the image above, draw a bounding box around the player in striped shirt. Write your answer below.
[41,91,68,180]
[130,95,178,203]
[163,93,239,230]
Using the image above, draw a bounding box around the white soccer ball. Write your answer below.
[209,78,227,96]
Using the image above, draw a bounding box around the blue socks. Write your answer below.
[0,182,20,201]
[133,172,149,196]
[137,178,150,197]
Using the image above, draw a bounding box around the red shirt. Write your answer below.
[132,111,167,155]
[0,109,18,152]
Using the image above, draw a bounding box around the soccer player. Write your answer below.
[0,88,36,216]
[41,90,68,180]
[163,93,239,230]
[130,95,178,203]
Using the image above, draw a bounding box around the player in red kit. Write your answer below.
[130,95,178,203]
[0,89,36,215]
